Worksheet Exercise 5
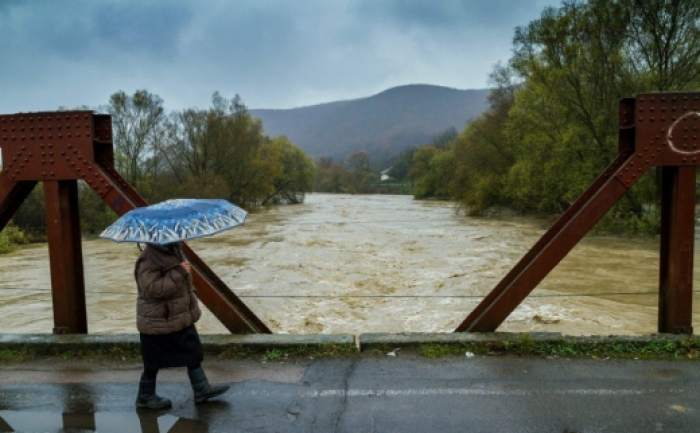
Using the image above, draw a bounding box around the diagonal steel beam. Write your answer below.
[456,97,645,333]
[456,150,645,332]
[0,173,37,231]
[77,155,271,333]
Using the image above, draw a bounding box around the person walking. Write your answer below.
[134,241,229,409]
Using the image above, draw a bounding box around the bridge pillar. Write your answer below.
[44,180,88,334]
[658,166,696,334]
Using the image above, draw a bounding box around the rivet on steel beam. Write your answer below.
[41,160,46,164]
[50,172,54,176]
[633,174,637,178]
[683,158,687,162]
[639,117,644,121]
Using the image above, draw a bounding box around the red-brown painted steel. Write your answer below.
[0,110,270,334]
[43,180,88,334]
[0,174,36,231]
[456,154,641,332]
[658,166,696,333]
[87,158,271,334]
[458,92,699,334]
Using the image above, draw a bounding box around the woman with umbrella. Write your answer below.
[133,240,229,408]
[101,199,249,408]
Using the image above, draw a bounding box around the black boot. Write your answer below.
[135,374,172,409]
[187,367,230,404]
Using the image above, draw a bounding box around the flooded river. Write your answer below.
[0,193,698,336]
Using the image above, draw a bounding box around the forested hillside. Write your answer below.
[251,85,489,161]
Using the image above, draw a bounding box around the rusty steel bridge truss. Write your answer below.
[0,92,697,335]
[0,111,270,334]
[457,92,698,334]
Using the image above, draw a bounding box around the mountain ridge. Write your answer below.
[251,84,490,162]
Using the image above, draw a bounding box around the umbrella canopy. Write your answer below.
[99,198,248,245]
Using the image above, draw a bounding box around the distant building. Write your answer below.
[380,167,393,181]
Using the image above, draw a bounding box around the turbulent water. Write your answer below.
[0,193,698,336]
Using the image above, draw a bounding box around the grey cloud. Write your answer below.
[0,0,560,113]
[353,0,554,29]
[1,0,193,60]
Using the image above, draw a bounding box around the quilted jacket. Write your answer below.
[134,243,202,335]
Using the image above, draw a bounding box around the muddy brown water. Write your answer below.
[0,193,698,336]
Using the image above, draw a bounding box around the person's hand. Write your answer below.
[180,262,191,274]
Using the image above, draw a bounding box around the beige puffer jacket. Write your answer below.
[134,243,202,335]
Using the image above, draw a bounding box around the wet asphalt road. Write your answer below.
[0,355,699,432]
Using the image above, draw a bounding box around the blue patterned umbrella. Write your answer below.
[99,199,248,245]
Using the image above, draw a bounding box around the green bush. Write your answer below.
[0,223,30,254]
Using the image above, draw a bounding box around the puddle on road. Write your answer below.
[0,410,207,432]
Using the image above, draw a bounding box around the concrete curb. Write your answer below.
[0,332,696,355]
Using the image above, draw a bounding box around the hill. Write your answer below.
[251,84,490,163]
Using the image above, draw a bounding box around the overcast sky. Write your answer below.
[1,0,559,113]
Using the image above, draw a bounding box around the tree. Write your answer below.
[346,151,375,193]
[106,90,166,189]
[259,136,316,204]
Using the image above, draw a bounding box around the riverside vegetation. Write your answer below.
[407,0,700,236]
[1,91,317,245]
